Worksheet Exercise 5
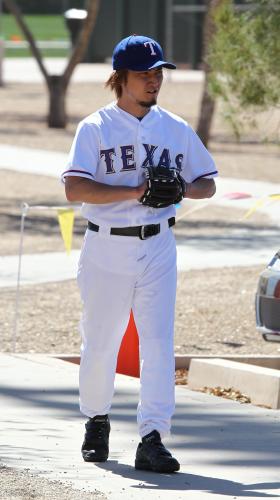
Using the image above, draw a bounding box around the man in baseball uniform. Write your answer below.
[63,35,217,473]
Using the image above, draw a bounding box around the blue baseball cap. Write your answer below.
[112,35,176,71]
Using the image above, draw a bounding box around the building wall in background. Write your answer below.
[85,0,246,69]
[3,0,247,69]
[85,0,205,68]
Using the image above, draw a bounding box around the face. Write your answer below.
[120,68,163,112]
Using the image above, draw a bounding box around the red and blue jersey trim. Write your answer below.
[192,170,218,182]
[62,169,94,178]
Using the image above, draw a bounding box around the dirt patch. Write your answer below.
[2,265,280,356]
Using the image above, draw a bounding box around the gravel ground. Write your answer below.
[1,79,280,498]
[3,264,278,356]
[0,465,106,500]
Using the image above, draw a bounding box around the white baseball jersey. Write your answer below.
[63,102,218,227]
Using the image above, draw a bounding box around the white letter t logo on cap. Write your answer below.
[144,41,156,56]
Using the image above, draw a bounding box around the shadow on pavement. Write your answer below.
[96,461,280,497]
[1,383,280,470]
[174,225,280,251]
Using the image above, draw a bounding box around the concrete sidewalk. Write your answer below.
[2,58,204,84]
[0,144,66,178]
[0,243,278,288]
[1,353,280,499]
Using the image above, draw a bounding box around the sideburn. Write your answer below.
[105,70,128,98]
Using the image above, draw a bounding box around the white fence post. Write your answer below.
[12,202,29,352]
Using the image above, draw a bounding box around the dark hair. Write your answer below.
[105,70,128,98]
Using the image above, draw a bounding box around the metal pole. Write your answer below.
[12,202,29,353]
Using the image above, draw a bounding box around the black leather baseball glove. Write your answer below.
[139,166,186,208]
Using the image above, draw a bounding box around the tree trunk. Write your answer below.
[196,74,216,146]
[0,39,4,87]
[196,0,223,147]
[47,76,67,128]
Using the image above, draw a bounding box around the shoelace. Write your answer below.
[86,421,108,440]
[144,439,170,457]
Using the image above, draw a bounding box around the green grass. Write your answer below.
[1,14,70,57]
[1,14,69,41]
[4,48,70,58]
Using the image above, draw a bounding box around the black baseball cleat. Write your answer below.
[81,414,110,462]
[135,430,180,473]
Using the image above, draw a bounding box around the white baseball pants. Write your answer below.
[77,223,177,438]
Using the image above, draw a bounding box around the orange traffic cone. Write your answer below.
[116,311,140,378]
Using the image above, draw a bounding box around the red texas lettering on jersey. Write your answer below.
[100,144,184,174]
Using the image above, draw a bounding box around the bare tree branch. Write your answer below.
[63,0,100,87]
[3,0,101,127]
[3,0,49,82]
